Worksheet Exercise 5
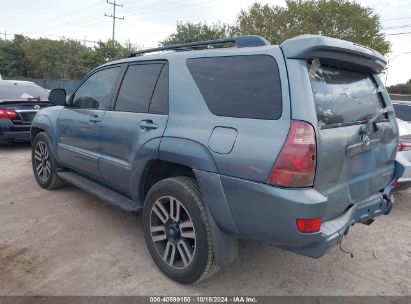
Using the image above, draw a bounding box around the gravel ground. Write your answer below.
[0,143,410,296]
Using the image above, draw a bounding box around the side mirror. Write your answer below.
[48,88,67,106]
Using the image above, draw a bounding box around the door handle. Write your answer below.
[89,114,101,124]
[140,119,158,130]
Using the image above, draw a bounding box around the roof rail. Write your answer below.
[129,35,270,57]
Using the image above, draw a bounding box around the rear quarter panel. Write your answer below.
[162,46,291,183]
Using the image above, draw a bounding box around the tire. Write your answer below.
[142,176,219,284]
[32,132,66,190]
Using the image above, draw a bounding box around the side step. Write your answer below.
[57,171,142,214]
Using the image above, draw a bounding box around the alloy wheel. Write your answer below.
[150,196,196,269]
[34,141,51,182]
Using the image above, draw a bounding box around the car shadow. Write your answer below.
[0,142,31,151]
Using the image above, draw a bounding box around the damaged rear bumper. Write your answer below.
[288,192,394,258]
[287,161,404,258]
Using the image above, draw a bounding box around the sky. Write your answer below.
[0,0,410,86]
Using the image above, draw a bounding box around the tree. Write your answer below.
[388,79,411,95]
[20,38,90,79]
[160,22,231,46]
[234,0,390,55]
[0,35,30,77]
[85,40,132,68]
[0,35,135,80]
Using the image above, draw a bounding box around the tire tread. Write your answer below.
[32,132,66,190]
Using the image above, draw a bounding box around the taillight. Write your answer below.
[0,109,18,119]
[393,178,400,189]
[268,120,316,187]
[398,141,411,152]
[296,218,322,233]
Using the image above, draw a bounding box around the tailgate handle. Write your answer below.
[346,139,380,156]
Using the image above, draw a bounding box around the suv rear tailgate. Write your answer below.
[281,36,398,221]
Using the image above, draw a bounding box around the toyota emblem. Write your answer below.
[34,105,40,110]
[362,135,370,147]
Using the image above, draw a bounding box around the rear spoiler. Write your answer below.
[280,35,387,73]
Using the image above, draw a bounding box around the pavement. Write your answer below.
[392,100,411,122]
[1,143,411,296]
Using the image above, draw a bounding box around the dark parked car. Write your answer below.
[0,80,51,144]
[31,35,403,284]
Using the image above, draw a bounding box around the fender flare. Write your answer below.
[158,137,218,173]
[129,137,163,203]
[193,169,239,267]
[31,115,57,154]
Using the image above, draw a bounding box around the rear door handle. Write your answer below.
[140,119,158,130]
[89,114,101,124]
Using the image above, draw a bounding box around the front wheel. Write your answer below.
[32,132,65,190]
[142,177,218,284]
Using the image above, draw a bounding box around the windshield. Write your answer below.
[0,82,49,102]
[309,60,386,128]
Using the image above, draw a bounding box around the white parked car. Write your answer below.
[395,118,411,190]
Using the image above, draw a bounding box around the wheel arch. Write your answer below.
[138,158,239,267]
[31,115,56,151]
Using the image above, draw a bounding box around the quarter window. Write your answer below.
[187,55,282,120]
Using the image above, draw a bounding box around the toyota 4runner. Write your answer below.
[31,35,403,284]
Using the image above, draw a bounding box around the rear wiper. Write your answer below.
[361,106,391,134]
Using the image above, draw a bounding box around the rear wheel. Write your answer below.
[32,132,65,190]
[143,177,218,284]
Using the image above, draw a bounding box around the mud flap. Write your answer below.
[193,169,239,267]
[207,210,239,267]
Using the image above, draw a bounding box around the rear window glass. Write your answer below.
[309,61,386,127]
[187,55,282,120]
[0,82,49,101]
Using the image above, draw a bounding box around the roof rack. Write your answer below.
[129,35,270,57]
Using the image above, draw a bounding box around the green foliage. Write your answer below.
[234,0,390,55]
[20,38,89,79]
[0,0,392,80]
[160,22,231,46]
[85,40,133,69]
[0,35,30,77]
[0,35,134,80]
[388,79,411,95]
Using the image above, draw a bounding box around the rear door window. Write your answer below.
[187,55,282,120]
[309,62,386,128]
[115,63,163,113]
[149,64,169,115]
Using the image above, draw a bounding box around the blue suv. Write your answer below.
[31,35,403,284]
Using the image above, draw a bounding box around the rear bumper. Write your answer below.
[289,193,393,257]
[0,120,31,144]
[218,175,394,258]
